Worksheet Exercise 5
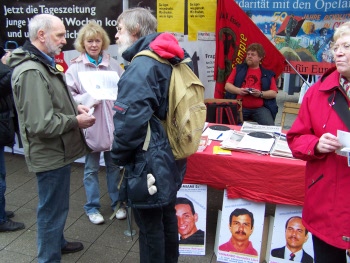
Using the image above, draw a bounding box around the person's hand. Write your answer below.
[243,88,260,97]
[315,133,342,154]
[240,88,251,96]
[76,112,96,128]
[77,104,90,114]
[1,51,11,65]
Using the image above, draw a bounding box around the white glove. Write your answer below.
[147,173,157,195]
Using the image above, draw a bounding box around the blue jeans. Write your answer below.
[133,198,179,263]
[83,151,120,215]
[0,146,7,224]
[36,164,71,263]
[243,106,275,125]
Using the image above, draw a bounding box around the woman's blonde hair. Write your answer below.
[333,22,350,42]
[74,20,110,52]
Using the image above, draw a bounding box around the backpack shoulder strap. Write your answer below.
[132,50,170,66]
[133,50,192,67]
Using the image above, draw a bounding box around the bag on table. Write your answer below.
[205,99,242,125]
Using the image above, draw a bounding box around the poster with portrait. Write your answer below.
[176,184,207,255]
[268,205,314,263]
[217,191,265,263]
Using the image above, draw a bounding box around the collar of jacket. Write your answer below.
[319,67,341,92]
[22,41,53,67]
[122,33,160,62]
[22,41,65,75]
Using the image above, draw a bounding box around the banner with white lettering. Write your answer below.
[1,1,122,51]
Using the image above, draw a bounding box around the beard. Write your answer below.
[45,36,62,57]
[117,32,133,58]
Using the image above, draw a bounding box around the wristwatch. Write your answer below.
[259,91,263,98]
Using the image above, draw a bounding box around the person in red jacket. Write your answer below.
[287,21,350,263]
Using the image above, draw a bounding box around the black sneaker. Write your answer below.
[61,242,84,254]
[0,219,25,232]
[5,211,14,219]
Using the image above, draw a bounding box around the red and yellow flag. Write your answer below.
[214,0,285,98]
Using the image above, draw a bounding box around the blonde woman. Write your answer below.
[66,21,125,224]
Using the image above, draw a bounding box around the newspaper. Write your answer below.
[241,122,282,134]
[221,130,275,155]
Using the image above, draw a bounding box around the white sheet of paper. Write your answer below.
[337,130,350,147]
[337,130,350,161]
[202,128,233,141]
[78,71,120,100]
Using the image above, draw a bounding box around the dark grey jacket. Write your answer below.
[8,41,89,172]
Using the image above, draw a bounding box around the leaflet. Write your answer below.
[78,71,120,100]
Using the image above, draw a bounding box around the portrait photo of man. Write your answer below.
[175,197,205,245]
[219,208,258,256]
[271,216,313,263]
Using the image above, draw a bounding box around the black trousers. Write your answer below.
[133,198,179,263]
[312,235,346,263]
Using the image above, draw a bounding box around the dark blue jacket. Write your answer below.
[111,33,187,208]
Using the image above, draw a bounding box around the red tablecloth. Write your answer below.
[183,126,306,206]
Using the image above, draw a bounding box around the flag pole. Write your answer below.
[285,59,311,87]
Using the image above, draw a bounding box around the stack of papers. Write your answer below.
[221,130,276,155]
[220,130,246,149]
[270,134,294,158]
[235,132,275,154]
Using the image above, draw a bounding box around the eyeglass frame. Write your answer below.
[331,42,350,54]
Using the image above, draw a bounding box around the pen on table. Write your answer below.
[274,132,286,137]
[216,133,223,139]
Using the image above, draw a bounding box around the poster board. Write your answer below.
[176,184,207,255]
[268,205,314,263]
[217,191,265,263]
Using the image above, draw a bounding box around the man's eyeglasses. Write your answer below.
[331,43,350,53]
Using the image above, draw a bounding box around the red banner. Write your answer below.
[214,0,286,98]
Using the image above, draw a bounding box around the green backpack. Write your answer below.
[134,50,207,159]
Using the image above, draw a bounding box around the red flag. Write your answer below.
[214,0,286,98]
